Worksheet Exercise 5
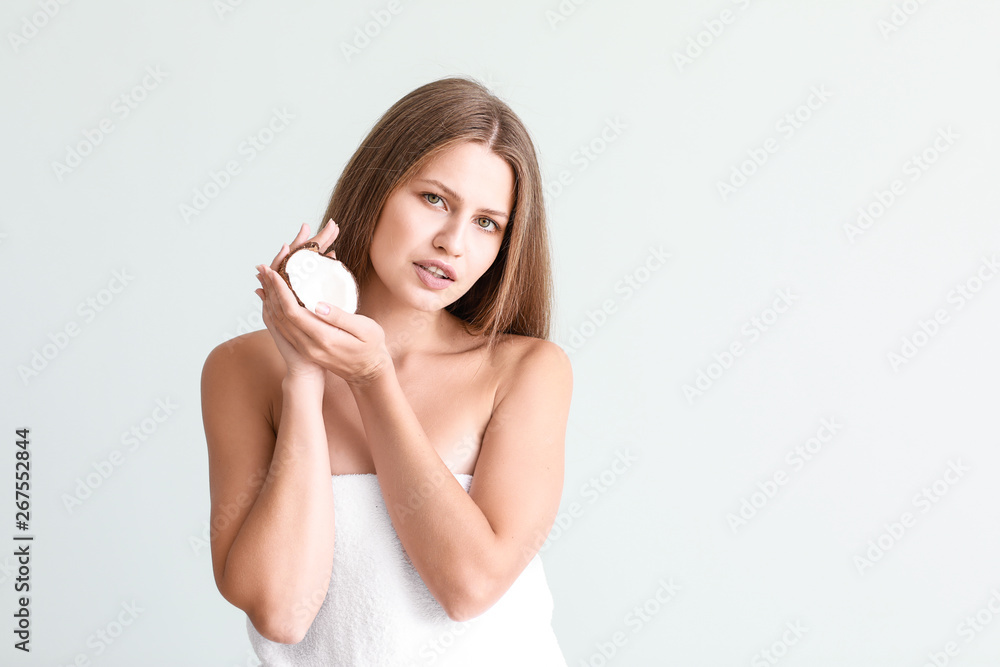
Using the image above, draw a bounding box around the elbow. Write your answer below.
[443,595,481,623]
[219,567,325,644]
[229,586,308,644]
[442,573,499,623]
[248,605,310,645]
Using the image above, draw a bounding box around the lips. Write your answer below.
[413,260,456,281]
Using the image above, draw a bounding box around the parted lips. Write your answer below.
[276,242,359,314]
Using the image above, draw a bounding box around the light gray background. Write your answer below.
[3,1,1000,665]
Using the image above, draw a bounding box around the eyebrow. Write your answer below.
[415,178,509,222]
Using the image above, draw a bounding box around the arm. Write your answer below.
[201,338,336,644]
[349,339,573,621]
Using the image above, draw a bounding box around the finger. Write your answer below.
[319,218,340,257]
[264,266,300,325]
[264,267,318,354]
[270,223,310,270]
[310,302,367,343]
[269,243,290,272]
[293,222,311,247]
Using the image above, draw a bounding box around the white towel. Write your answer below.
[247,472,569,666]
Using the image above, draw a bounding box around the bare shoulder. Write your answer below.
[203,329,282,377]
[201,330,284,426]
[492,334,573,407]
[205,329,278,364]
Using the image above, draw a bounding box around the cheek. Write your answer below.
[470,247,502,281]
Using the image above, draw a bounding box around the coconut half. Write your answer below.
[276,242,358,315]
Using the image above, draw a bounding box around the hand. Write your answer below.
[255,220,340,382]
[255,220,392,386]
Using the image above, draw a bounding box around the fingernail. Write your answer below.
[316,303,330,315]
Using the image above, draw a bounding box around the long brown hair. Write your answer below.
[317,76,552,354]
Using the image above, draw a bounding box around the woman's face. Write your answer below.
[368,141,515,311]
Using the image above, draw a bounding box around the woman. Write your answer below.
[201,76,573,665]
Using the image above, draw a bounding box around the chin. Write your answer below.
[411,283,465,312]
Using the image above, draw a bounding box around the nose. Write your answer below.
[432,213,466,258]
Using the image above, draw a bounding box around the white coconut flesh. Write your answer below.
[284,248,359,314]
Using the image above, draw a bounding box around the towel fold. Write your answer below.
[247,472,569,666]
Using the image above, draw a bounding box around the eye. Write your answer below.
[422,192,501,234]
[476,217,500,234]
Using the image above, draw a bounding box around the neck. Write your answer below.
[356,274,466,361]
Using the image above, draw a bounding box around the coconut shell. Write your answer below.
[276,242,359,314]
